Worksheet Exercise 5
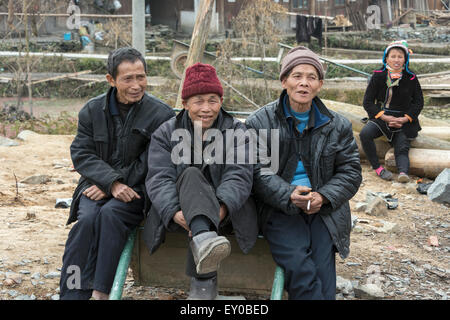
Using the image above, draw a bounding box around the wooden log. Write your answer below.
[384,147,450,179]
[420,126,450,141]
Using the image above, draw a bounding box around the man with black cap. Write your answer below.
[143,62,257,300]
[246,46,362,299]
[60,47,175,300]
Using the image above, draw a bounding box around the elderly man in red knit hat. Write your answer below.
[143,63,257,300]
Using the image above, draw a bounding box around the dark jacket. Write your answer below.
[245,90,362,259]
[67,87,175,225]
[363,69,424,139]
[142,108,258,255]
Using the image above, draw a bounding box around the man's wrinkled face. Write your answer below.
[281,64,323,110]
[182,93,223,130]
[106,60,147,104]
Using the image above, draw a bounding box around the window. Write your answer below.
[292,0,308,9]
[335,0,345,5]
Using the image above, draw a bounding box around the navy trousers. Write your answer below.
[59,194,144,300]
[265,211,336,300]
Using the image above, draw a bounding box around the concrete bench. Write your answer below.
[109,227,285,300]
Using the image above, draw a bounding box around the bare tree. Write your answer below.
[232,0,286,102]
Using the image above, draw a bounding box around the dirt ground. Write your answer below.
[0,129,449,300]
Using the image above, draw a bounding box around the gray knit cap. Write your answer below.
[279,46,325,81]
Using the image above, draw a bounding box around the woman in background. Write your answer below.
[360,40,424,183]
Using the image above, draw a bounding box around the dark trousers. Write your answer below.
[59,195,144,300]
[359,121,410,173]
[265,211,336,300]
[176,167,221,279]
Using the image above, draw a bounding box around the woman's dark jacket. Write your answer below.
[363,69,424,139]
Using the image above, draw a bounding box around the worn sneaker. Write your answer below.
[187,276,218,300]
[190,231,231,275]
[397,172,410,183]
[376,167,393,181]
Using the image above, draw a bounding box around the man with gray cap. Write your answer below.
[246,46,362,299]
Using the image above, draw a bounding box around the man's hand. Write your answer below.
[290,186,313,211]
[83,185,107,201]
[219,204,228,222]
[173,210,190,232]
[111,181,141,203]
[303,192,326,215]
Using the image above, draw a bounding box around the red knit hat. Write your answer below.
[181,63,223,100]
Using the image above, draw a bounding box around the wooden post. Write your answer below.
[218,0,225,34]
[310,0,316,16]
[23,0,33,116]
[324,5,328,55]
[132,0,146,57]
[175,0,215,108]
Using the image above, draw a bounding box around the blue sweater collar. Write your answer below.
[282,95,330,129]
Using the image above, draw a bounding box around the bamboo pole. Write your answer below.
[30,70,92,85]
[175,0,215,108]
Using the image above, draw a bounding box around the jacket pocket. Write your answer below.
[93,134,108,159]
[320,147,337,182]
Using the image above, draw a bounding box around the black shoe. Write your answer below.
[187,276,218,300]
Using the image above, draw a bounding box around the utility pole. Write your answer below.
[175,0,215,108]
[132,0,146,57]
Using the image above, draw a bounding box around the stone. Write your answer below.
[8,290,18,297]
[20,175,51,185]
[428,235,439,247]
[16,130,39,141]
[14,294,36,300]
[19,270,31,274]
[427,168,450,204]
[0,136,19,147]
[366,220,398,233]
[44,271,61,279]
[346,262,361,267]
[336,276,354,295]
[354,283,385,299]
[365,197,388,217]
[55,198,73,209]
[31,272,41,280]
[354,202,367,212]
[51,294,60,300]
[351,215,358,229]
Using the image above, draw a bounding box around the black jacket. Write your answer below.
[67,87,175,225]
[363,69,424,139]
[142,109,258,255]
[245,90,362,259]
